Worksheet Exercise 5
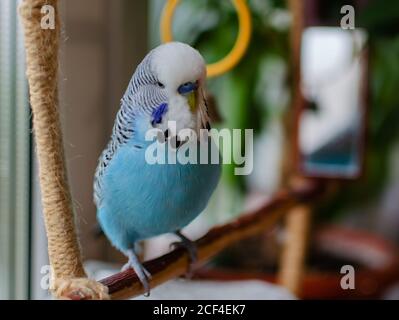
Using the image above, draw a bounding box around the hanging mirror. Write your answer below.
[296,27,368,179]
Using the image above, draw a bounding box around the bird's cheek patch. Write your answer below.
[151,103,168,126]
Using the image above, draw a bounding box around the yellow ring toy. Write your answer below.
[160,0,252,78]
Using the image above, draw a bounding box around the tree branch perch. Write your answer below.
[99,179,323,300]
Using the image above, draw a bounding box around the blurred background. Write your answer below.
[1,0,399,299]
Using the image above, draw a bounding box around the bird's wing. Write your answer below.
[94,89,167,207]
[93,53,158,206]
[93,99,138,207]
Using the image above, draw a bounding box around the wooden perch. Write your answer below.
[99,179,323,300]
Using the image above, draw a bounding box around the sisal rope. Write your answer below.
[19,0,109,299]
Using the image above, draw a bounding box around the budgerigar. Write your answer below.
[94,42,221,295]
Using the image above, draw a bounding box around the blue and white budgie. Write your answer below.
[94,42,221,294]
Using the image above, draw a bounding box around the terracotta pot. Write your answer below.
[193,226,399,299]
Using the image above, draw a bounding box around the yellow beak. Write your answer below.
[187,91,197,112]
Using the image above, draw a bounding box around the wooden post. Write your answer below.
[278,205,311,295]
[277,0,311,297]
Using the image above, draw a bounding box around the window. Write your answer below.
[0,0,31,299]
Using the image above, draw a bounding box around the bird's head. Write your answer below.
[126,42,210,144]
[150,42,209,138]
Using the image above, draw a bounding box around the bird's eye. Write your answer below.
[156,81,165,88]
[177,81,198,95]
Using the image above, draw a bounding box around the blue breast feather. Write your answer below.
[97,113,221,251]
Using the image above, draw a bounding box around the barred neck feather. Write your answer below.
[94,54,166,206]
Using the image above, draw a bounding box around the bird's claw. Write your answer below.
[170,233,198,277]
[122,262,152,296]
[170,241,198,264]
[122,251,152,297]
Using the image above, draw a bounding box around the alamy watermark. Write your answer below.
[340,5,355,30]
[340,264,355,290]
[40,5,55,30]
[39,263,356,291]
[41,4,356,30]
[40,265,51,290]
[144,121,253,176]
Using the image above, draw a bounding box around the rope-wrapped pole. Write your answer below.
[19,0,108,299]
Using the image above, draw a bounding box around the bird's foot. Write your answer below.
[170,231,198,277]
[122,249,152,296]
